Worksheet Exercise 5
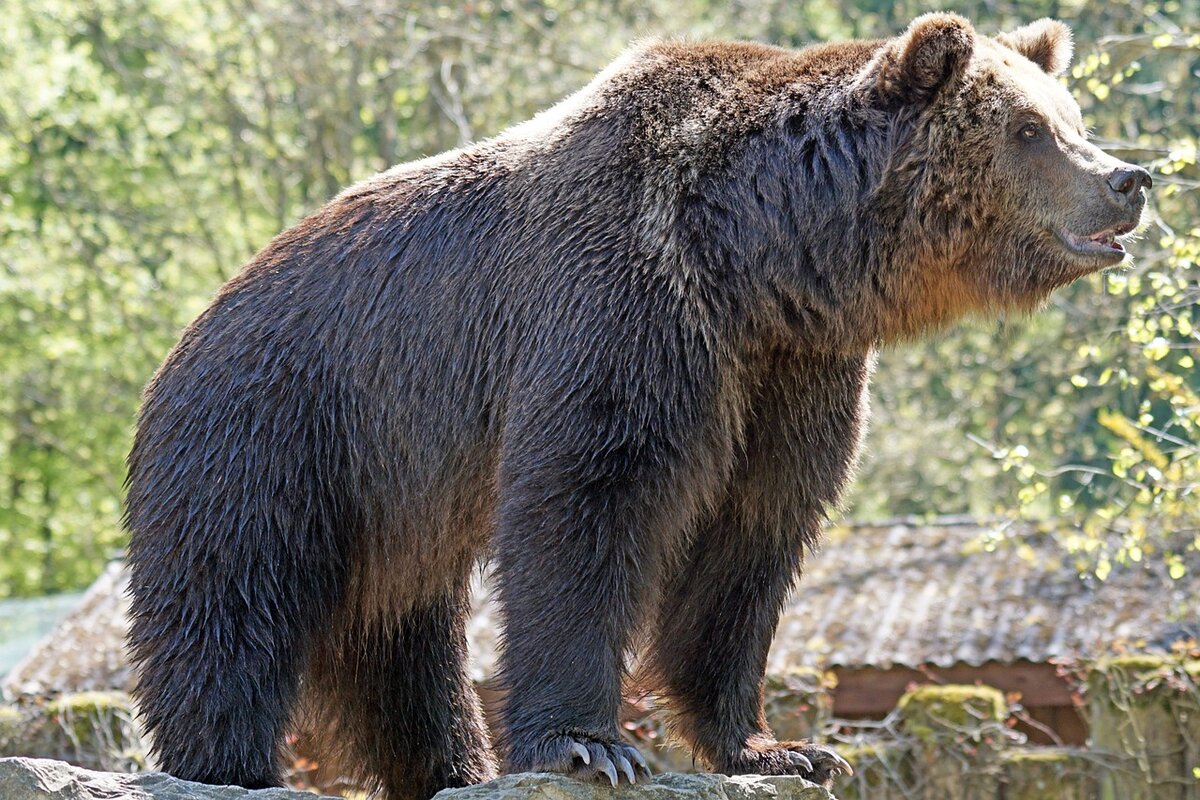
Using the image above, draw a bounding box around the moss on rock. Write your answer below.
[897,685,1007,744]
[764,668,836,743]
[1101,654,1170,674]
[0,707,23,750]
[45,691,130,716]
[0,692,143,772]
[1088,654,1200,799]
[999,748,1096,800]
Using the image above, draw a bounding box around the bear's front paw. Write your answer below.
[508,732,652,786]
[719,737,853,787]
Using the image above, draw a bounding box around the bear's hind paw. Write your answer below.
[720,739,853,787]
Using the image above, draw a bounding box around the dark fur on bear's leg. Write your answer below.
[126,509,344,789]
[649,512,850,784]
[127,525,344,787]
[492,332,717,786]
[647,351,866,789]
[305,583,497,800]
[124,349,354,789]
[493,451,663,787]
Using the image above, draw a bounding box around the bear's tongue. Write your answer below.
[1064,226,1126,255]
[1089,230,1122,250]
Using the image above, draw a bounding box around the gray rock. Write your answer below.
[0,757,336,799]
[0,758,837,800]
[434,772,836,800]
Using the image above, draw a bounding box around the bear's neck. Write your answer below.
[688,116,908,352]
[726,117,990,351]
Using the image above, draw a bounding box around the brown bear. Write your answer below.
[124,13,1149,800]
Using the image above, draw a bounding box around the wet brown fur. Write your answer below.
[124,14,1148,799]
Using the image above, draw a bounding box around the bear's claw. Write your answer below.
[721,739,852,787]
[571,737,650,786]
[786,751,814,772]
[518,733,651,786]
[614,751,636,785]
[790,743,854,785]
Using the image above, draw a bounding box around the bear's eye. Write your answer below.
[1019,122,1044,142]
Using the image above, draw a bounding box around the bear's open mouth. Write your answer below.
[1057,223,1135,260]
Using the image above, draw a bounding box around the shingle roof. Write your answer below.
[5,520,1198,698]
[768,519,1200,672]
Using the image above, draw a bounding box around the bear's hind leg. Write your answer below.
[127,532,345,789]
[307,580,497,800]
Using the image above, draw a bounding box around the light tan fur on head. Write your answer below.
[846,17,1148,340]
[866,13,977,106]
[996,18,1074,76]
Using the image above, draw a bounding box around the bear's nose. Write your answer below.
[1107,165,1153,202]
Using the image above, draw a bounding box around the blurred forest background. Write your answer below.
[0,0,1196,598]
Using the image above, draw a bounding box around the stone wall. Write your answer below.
[0,691,142,773]
[832,656,1200,800]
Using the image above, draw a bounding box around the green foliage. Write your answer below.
[0,0,1196,596]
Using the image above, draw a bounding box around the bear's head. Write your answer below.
[854,14,1150,332]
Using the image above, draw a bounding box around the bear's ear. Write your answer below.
[996,19,1073,76]
[864,13,976,107]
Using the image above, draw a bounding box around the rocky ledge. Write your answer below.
[0,757,836,800]
[435,772,835,800]
[0,756,334,799]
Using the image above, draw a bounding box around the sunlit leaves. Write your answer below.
[2,0,1197,597]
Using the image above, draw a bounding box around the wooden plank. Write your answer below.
[831,660,1076,717]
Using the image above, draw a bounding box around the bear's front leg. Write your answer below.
[645,350,869,788]
[491,352,719,786]
[647,505,852,786]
